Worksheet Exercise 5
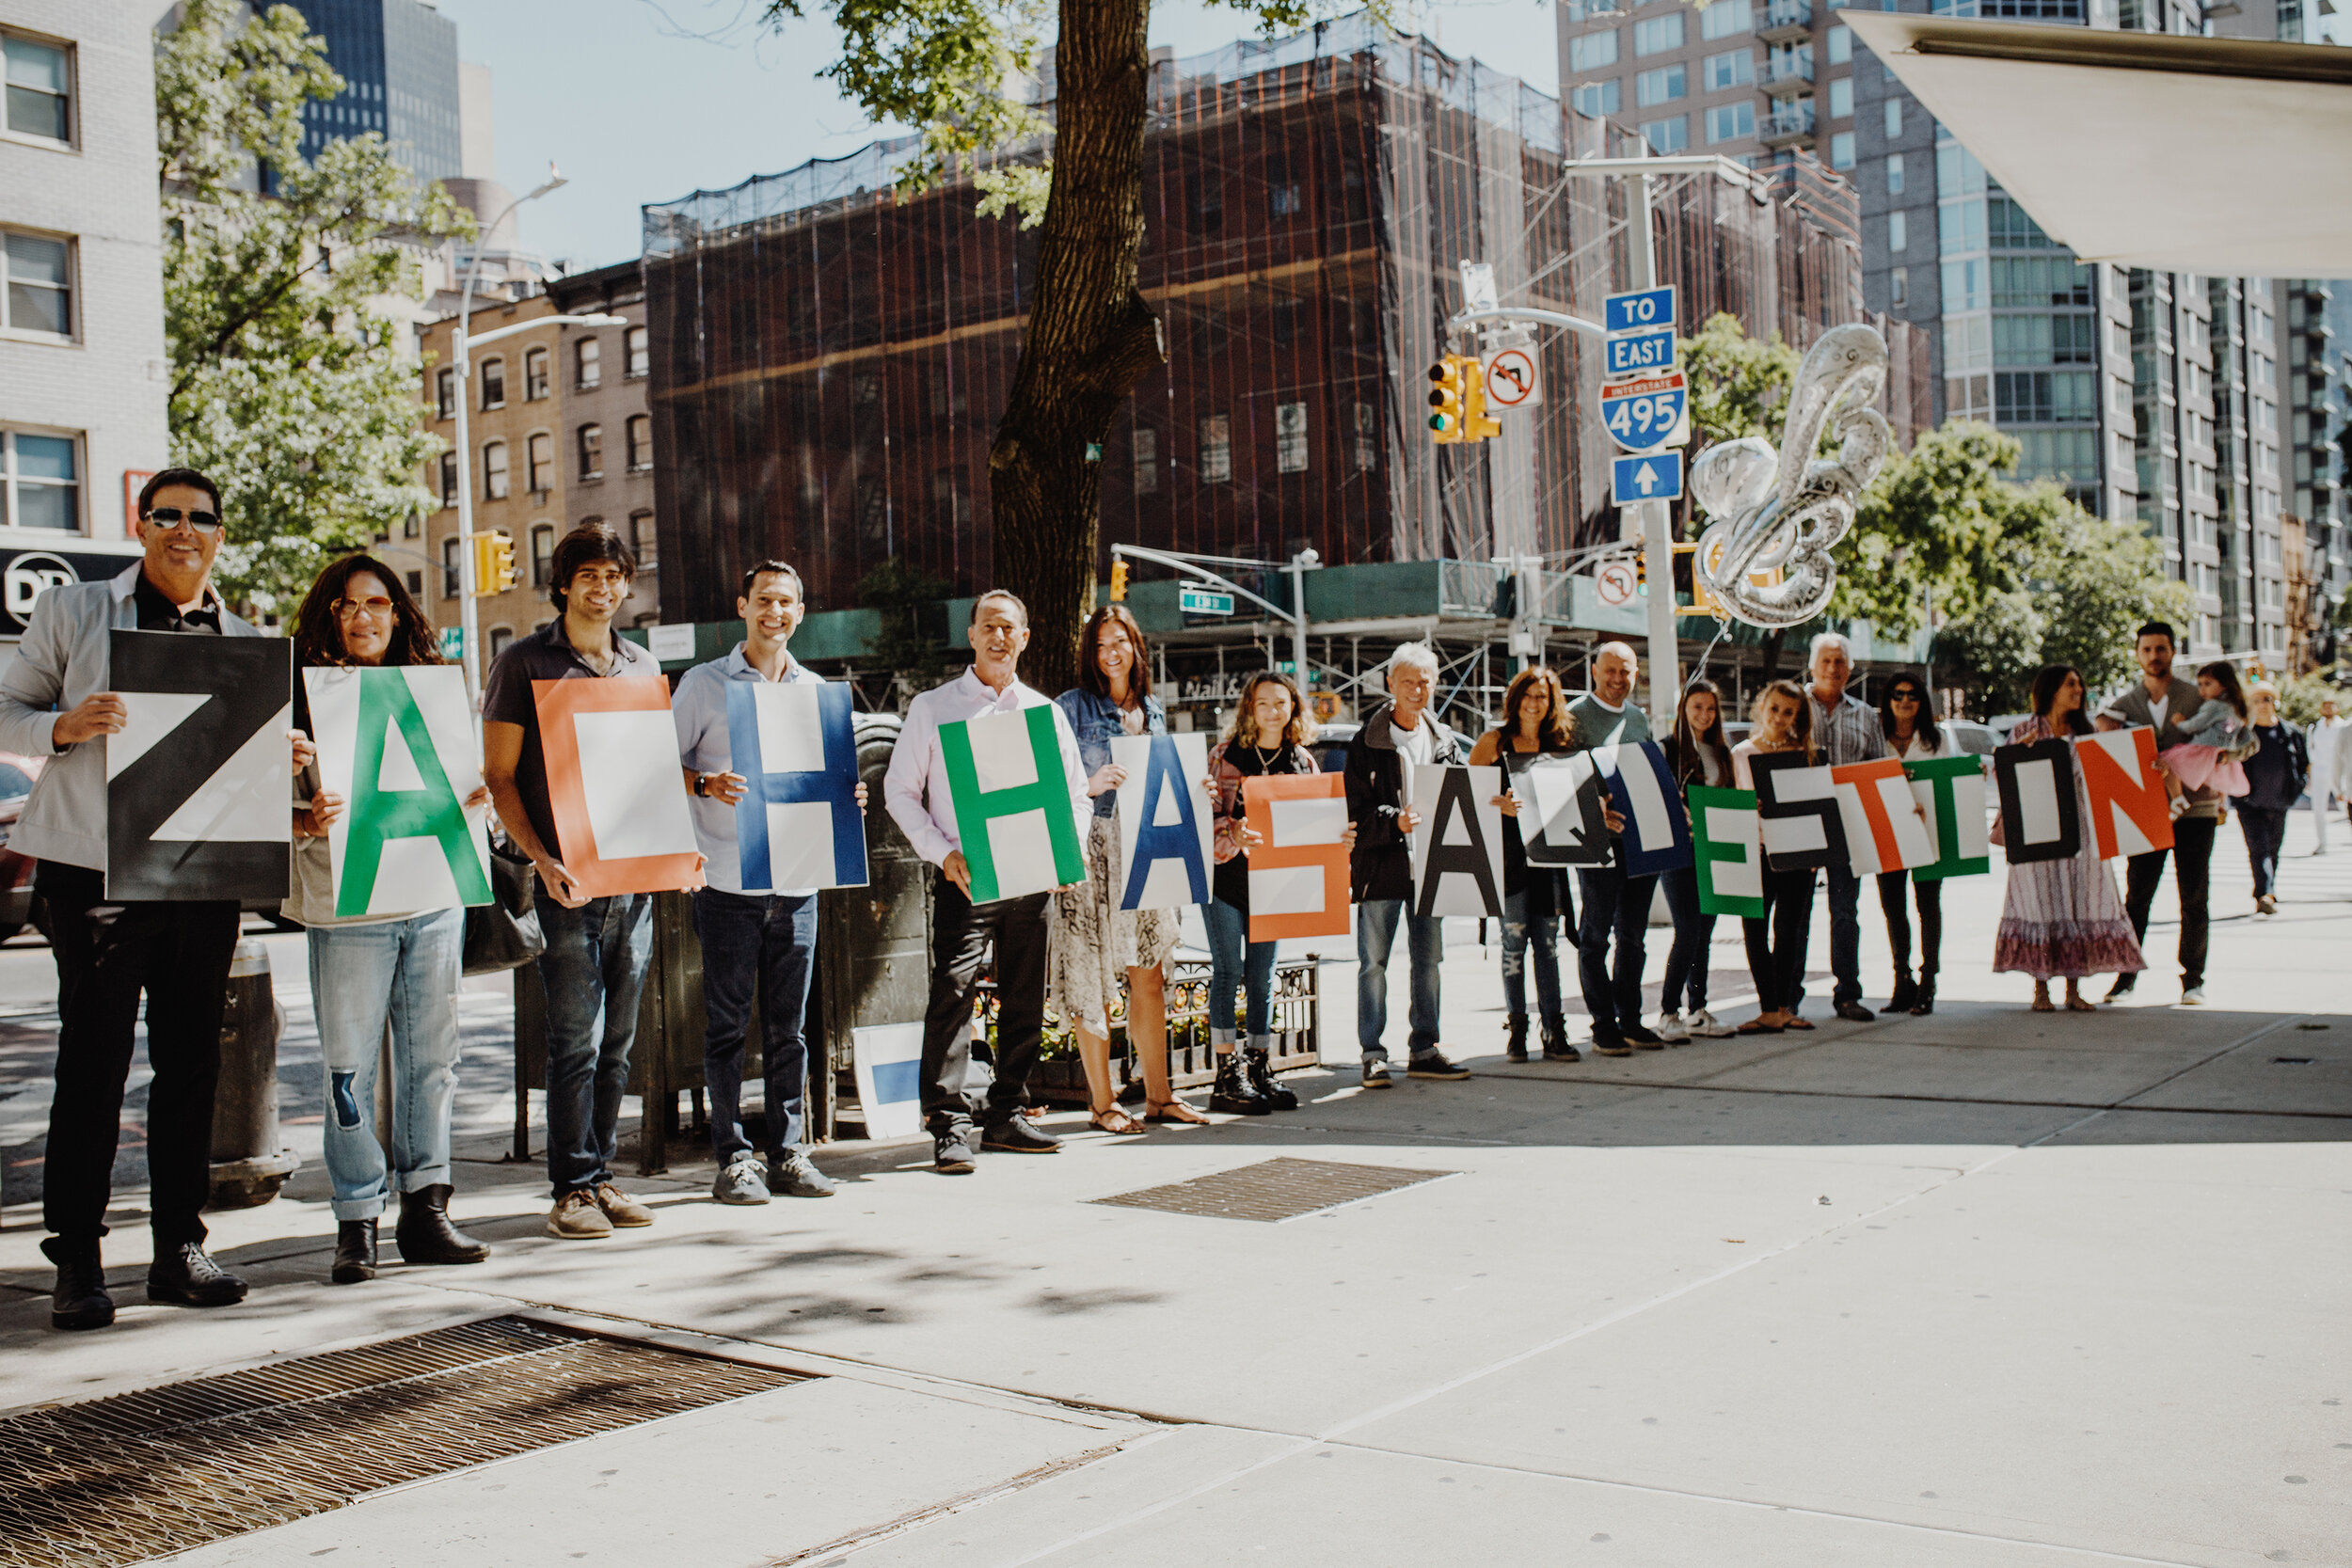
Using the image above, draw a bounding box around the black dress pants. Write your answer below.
[1876,869,1944,979]
[1742,867,1817,1013]
[919,874,1049,1132]
[39,862,241,1246]
[2122,816,2215,990]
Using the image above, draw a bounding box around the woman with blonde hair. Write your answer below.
[1731,680,1819,1034]
[1468,665,1581,1061]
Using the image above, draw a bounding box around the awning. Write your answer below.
[1840,13,2352,278]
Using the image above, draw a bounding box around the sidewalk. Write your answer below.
[2,814,2345,1567]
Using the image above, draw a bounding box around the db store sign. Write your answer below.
[0,547,135,632]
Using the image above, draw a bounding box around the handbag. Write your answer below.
[462,835,545,974]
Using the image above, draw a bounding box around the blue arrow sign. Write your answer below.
[1600,372,1688,453]
[1603,326,1677,379]
[1603,286,1676,334]
[1612,451,1684,506]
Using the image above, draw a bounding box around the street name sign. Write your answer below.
[1611,451,1683,506]
[1599,371,1689,452]
[1180,587,1236,616]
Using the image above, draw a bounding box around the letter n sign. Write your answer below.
[2074,726,2173,861]
[724,681,867,890]
[940,706,1086,903]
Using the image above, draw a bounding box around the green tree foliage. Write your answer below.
[2273,667,2340,726]
[1836,420,2049,640]
[856,555,956,693]
[1678,312,1800,447]
[158,0,469,613]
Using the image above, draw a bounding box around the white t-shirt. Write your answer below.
[2148,692,2169,732]
[1393,716,1435,768]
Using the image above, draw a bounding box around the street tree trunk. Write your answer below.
[988,0,1167,698]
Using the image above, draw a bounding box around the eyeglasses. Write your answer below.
[146,506,222,533]
[333,594,395,620]
[1888,689,1923,703]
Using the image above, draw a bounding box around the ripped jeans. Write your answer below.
[306,909,465,1221]
[1501,873,1570,1018]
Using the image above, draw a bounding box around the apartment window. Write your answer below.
[403,510,420,540]
[1703,49,1754,89]
[1354,402,1378,473]
[2,230,72,337]
[1886,153,1905,196]
[1706,102,1756,143]
[2,429,77,530]
[575,337,601,389]
[437,451,458,508]
[1642,115,1691,153]
[577,423,602,481]
[1200,414,1232,483]
[527,431,553,493]
[626,325,649,378]
[1276,403,1309,474]
[4,32,72,143]
[480,357,505,410]
[1889,212,1908,254]
[1829,131,1854,169]
[1569,29,1619,70]
[530,523,555,588]
[435,367,457,420]
[1827,77,1851,119]
[1891,267,1908,309]
[441,537,461,597]
[1635,65,1686,107]
[1826,24,1851,64]
[524,346,549,401]
[1134,425,1159,495]
[489,626,514,658]
[1633,13,1685,55]
[1884,99,1903,139]
[1571,79,1622,116]
[629,511,657,566]
[1940,198,1985,256]
[627,414,652,471]
[405,569,424,596]
[1700,0,1754,38]
[482,439,509,500]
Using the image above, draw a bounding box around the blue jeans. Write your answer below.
[535,893,653,1197]
[1795,865,1863,1010]
[307,909,465,1222]
[1658,865,1714,1014]
[692,887,818,1160]
[1575,866,1657,1035]
[1356,898,1443,1061]
[1501,878,1566,1018]
[1203,898,1278,1041]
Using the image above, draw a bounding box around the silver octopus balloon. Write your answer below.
[1690,323,1893,628]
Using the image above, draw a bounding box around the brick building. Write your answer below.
[546,261,657,611]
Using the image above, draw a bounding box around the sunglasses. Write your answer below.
[1888,689,1924,702]
[146,506,222,533]
[333,594,395,619]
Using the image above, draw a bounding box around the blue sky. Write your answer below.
[426,0,1562,273]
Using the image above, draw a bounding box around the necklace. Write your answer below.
[1252,743,1281,769]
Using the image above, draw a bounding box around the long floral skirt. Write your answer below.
[1049,814,1182,1037]
[1992,836,2146,980]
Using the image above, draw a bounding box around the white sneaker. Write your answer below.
[1656,1011,1691,1043]
[1686,1007,1736,1037]
[2181,987,2207,1006]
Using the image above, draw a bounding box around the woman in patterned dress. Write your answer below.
[1993,664,2146,1011]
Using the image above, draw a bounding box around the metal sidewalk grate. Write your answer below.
[1090,1157,1455,1222]
[0,1315,806,1568]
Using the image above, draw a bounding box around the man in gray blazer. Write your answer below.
[0,468,305,1330]
[2093,621,2216,1005]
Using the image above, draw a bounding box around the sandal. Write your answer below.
[2065,994,2097,1013]
[1144,1098,1211,1126]
[1089,1107,1145,1135]
[1785,1016,1815,1030]
[1738,1017,1785,1035]
[2031,986,2057,1013]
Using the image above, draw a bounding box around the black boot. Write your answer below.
[148,1242,247,1307]
[1208,1051,1271,1116]
[1503,1015,1531,1063]
[1883,972,1918,1015]
[1909,976,1936,1016]
[1246,1046,1298,1111]
[1540,1015,1581,1063]
[396,1184,492,1265]
[41,1236,113,1331]
[331,1219,378,1285]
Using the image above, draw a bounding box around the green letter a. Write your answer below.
[336,669,492,917]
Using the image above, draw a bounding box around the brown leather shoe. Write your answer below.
[546,1190,612,1240]
[593,1182,654,1227]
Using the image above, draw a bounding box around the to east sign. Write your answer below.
[1179,587,1235,617]
[1602,327,1676,379]
[1599,372,1688,453]
[1612,451,1683,506]
[1603,287,1676,334]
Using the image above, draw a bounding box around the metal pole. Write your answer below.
[1287,552,1311,690]
[1625,144,1681,734]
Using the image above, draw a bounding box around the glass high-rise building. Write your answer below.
[279,0,461,184]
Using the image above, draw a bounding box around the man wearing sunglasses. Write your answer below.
[0,467,302,1331]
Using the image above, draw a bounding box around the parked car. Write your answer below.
[0,752,45,942]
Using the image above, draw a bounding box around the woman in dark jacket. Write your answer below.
[1657,678,1736,1040]
[1468,666,1581,1061]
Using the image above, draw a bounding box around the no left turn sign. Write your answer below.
[1481,346,1542,409]
[1595,560,1638,608]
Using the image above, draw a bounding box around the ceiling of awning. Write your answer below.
[1840,13,2352,279]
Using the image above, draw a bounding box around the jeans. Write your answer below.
[1875,869,1944,980]
[535,893,653,1198]
[1500,875,1566,1018]
[2123,815,2215,990]
[2240,806,2287,899]
[1575,866,1657,1035]
[692,887,818,1161]
[1794,864,1864,1010]
[307,909,465,1221]
[37,862,240,1246]
[920,876,1048,1132]
[1658,865,1714,1014]
[1203,897,1277,1040]
[1356,898,1443,1060]
[1743,867,1817,1012]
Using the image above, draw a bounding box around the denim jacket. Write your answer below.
[1056,687,1167,819]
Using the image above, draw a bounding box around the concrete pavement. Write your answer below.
[2,811,2346,1566]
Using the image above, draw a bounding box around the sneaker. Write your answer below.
[2103,974,2137,1003]
[1589,1027,1633,1059]
[2181,987,2207,1006]
[1360,1059,1393,1089]
[712,1154,770,1206]
[1656,1011,1691,1044]
[147,1243,247,1307]
[1834,1000,1877,1023]
[1406,1052,1470,1080]
[980,1117,1062,1153]
[769,1150,837,1197]
[1686,1008,1736,1038]
[593,1181,655,1227]
[2255,894,2277,915]
[547,1190,613,1239]
[1621,1022,1665,1051]
[933,1128,977,1174]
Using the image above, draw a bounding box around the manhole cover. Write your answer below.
[0,1315,805,1568]
[1091,1157,1455,1222]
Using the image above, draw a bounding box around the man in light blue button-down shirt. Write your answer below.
[673,560,864,1205]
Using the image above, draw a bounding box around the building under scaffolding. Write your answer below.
[640,13,1931,730]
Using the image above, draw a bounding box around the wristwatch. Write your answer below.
[692,772,709,798]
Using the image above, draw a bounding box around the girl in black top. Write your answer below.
[1657,678,1737,1040]
[1469,666,1581,1061]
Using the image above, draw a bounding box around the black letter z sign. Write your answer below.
[105,630,294,902]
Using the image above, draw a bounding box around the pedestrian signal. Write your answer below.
[472,531,517,596]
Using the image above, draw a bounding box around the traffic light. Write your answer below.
[1428,356,1468,442]
[1108,559,1130,601]
[472,531,517,596]
[1462,357,1502,442]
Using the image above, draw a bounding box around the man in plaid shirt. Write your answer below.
[1803,632,1886,1022]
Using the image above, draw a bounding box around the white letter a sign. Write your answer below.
[105,631,293,902]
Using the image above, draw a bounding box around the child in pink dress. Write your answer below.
[2155,661,2251,814]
